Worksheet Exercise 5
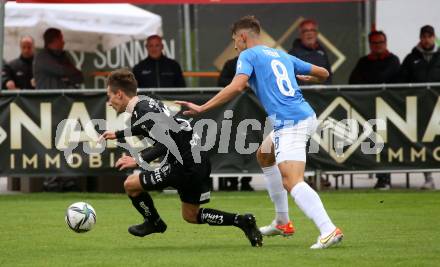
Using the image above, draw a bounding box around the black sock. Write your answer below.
[197,208,241,226]
[129,192,160,223]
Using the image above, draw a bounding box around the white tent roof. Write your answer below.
[4,2,162,56]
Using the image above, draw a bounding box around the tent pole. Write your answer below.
[183,3,193,86]
[364,0,371,55]
[183,4,192,72]
[0,1,5,89]
[194,4,199,72]
[178,5,184,69]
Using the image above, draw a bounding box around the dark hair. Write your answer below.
[146,34,162,43]
[231,15,261,35]
[107,68,138,97]
[299,19,318,29]
[43,28,62,47]
[368,31,387,43]
[420,25,435,37]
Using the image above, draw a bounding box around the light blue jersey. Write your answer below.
[236,45,315,130]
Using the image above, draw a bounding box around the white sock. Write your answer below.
[262,166,290,224]
[275,212,289,225]
[290,181,336,237]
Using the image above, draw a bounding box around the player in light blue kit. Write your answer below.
[177,15,343,249]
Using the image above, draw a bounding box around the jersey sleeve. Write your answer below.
[114,104,157,139]
[140,142,167,162]
[289,55,312,75]
[236,50,254,77]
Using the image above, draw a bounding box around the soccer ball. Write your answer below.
[65,202,97,233]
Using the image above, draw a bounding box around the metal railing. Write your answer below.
[1,82,440,95]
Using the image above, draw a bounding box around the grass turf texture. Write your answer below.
[1,191,440,266]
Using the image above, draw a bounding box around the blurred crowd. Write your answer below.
[1,21,439,190]
[2,22,439,91]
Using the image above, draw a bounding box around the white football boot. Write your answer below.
[310,227,343,249]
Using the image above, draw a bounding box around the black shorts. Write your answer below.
[139,158,211,205]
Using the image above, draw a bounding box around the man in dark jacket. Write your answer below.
[399,25,439,189]
[289,19,332,188]
[34,28,84,192]
[349,30,400,190]
[288,19,332,84]
[34,28,83,89]
[2,60,12,89]
[133,35,186,88]
[399,25,440,83]
[349,31,400,85]
[4,36,35,89]
[217,56,238,87]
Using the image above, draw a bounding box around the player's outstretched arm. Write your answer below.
[140,143,167,163]
[296,65,329,84]
[176,74,249,116]
[98,130,116,142]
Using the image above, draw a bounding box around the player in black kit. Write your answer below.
[99,69,262,247]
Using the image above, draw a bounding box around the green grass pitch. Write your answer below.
[1,191,440,266]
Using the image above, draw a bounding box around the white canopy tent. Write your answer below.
[3,2,162,61]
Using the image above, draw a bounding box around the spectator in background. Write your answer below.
[399,25,440,83]
[218,56,238,87]
[399,25,440,190]
[34,28,83,89]
[33,28,84,192]
[2,37,35,195]
[349,30,400,190]
[289,19,332,84]
[289,19,332,188]
[2,60,12,89]
[133,35,186,88]
[4,36,35,90]
[349,31,400,84]
[216,56,254,191]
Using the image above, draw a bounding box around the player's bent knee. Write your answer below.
[182,213,197,224]
[124,174,143,197]
[182,208,199,223]
[181,203,199,224]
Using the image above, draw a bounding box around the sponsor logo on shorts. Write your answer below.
[160,164,171,175]
[150,168,163,185]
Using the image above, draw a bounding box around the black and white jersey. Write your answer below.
[115,96,200,166]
